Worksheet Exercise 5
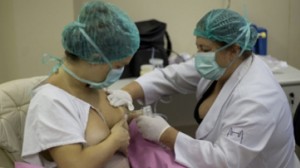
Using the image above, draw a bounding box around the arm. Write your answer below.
[49,118,128,168]
[107,58,200,109]
[111,58,200,107]
[133,58,200,105]
[174,100,277,168]
[122,81,144,101]
[30,89,129,168]
[159,127,179,149]
[136,99,277,168]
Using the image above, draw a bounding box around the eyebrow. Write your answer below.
[197,44,211,50]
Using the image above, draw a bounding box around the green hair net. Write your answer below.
[194,9,258,52]
[62,0,140,64]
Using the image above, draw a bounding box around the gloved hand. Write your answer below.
[106,89,134,111]
[136,115,170,142]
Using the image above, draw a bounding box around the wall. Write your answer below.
[102,0,300,68]
[0,0,299,83]
[0,1,16,82]
[288,0,300,69]
[0,0,74,83]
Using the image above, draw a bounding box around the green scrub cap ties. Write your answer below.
[62,0,140,64]
[194,9,258,53]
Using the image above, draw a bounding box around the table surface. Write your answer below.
[274,66,300,86]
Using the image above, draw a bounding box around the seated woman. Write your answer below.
[21,1,140,168]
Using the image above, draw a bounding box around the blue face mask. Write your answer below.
[194,51,226,80]
[62,65,124,89]
[91,67,124,89]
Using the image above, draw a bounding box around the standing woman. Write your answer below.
[22,1,139,167]
[108,9,300,167]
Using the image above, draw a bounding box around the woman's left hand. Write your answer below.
[136,115,170,142]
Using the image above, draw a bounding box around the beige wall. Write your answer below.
[288,0,300,69]
[104,0,300,68]
[0,0,299,83]
[0,0,74,83]
[0,1,16,82]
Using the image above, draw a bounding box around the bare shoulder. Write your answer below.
[98,90,128,128]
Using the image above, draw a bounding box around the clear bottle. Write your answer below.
[140,64,154,76]
[149,58,163,69]
[127,105,152,122]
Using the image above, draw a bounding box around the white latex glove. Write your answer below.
[106,89,134,111]
[136,115,170,142]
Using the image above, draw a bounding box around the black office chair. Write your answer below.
[294,102,300,146]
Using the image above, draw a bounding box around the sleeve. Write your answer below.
[22,91,87,157]
[174,95,277,168]
[135,58,201,105]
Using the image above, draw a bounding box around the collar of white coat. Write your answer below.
[196,55,254,139]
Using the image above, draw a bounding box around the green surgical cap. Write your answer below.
[194,9,258,52]
[62,0,140,64]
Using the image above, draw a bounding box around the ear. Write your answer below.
[226,44,240,63]
[226,45,240,62]
[230,45,241,56]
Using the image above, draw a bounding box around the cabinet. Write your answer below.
[274,65,300,116]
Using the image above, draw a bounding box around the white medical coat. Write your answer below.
[136,56,300,168]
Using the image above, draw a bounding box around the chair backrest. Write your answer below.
[294,102,300,146]
[0,76,47,168]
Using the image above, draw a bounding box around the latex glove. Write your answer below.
[106,89,134,111]
[136,115,170,142]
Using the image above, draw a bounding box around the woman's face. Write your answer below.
[195,37,234,68]
[196,37,220,53]
[92,56,133,82]
[111,56,133,69]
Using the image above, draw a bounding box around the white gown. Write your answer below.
[22,84,129,168]
[136,56,300,168]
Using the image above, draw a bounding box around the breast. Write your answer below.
[85,109,110,146]
[84,90,128,146]
[85,108,130,168]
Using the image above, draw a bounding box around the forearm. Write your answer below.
[50,134,121,168]
[122,81,144,100]
[82,135,122,167]
[159,127,179,149]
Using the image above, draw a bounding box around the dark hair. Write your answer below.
[216,41,252,60]
[65,51,80,62]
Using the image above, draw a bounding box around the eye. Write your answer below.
[113,65,122,69]
[198,48,211,53]
[111,62,124,69]
[202,49,211,52]
[197,44,212,53]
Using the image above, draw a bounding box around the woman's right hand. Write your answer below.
[110,117,130,155]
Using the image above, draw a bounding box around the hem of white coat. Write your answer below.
[174,132,194,167]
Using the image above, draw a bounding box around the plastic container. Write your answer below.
[140,64,154,76]
[253,25,268,55]
[149,58,164,69]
